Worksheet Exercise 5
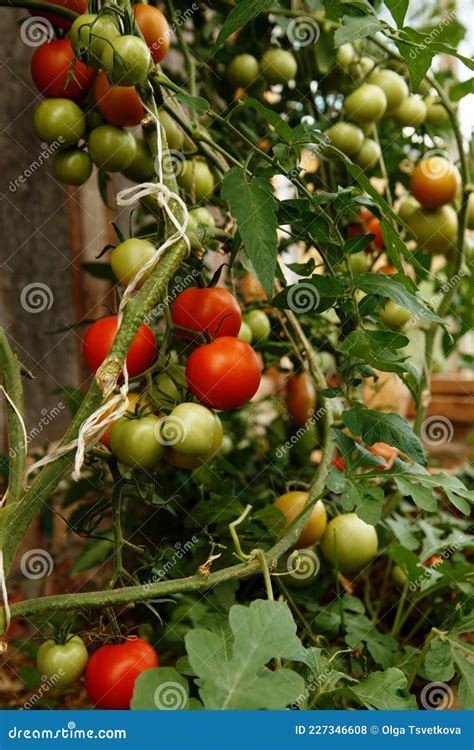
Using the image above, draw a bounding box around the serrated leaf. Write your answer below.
[185,600,305,709]
[131,667,190,710]
[221,168,278,298]
[345,614,398,668]
[272,276,345,314]
[425,640,455,682]
[391,464,473,514]
[453,651,474,709]
[342,404,426,465]
[354,273,444,324]
[334,15,382,45]
[344,667,418,709]
[215,0,274,47]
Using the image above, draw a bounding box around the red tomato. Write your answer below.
[331,456,345,472]
[171,287,241,339]
[186,337,261,410]
[31,39,94,101]
[85,637,158,710]
[29,0,87,29]
[286,373,317,426]
[133,4,170,63]
[94,71,145,127]
[348,211,384,250]
[83,316,156,377]
[365,216,384,249]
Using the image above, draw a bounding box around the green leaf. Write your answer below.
[384,0,408,27]
[345,614,398,668]
[342,404,426,465]
[391,464,473,514]
[185,600,305,709]
[450,78,474,102]
[272,276,345,314]
[425,640,455,682]
[215,0,274,47]
[334,15,382,46]
[173,91,209,115]
[354,273,445,324]
[396,37,433,91]
[82,262,115,282]
[221,168,278,298]
[237,99,293,144]
[388,543,423,585]
[131,667,190,710]
[453,651,474,709]
[344,667,418,709]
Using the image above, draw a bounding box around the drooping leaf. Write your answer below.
[354,273,445,324]
[342,404,426,465]
[215,0,274,47]
[384,0,409,27]
[450,78,474,101]
[237,99,293,144]
[334,15,382,46]
[131,667,190,710]
[344,667,418,710]
[222,168,278,298]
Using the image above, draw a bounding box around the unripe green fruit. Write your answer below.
[326,122,364,156]
[344,83,387,124]
[354,138,381,170]
[260,48,297,85]
[395,96,427,127]
[227,54,260,88]
[368,69,409,115]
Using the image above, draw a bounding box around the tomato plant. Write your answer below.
[132,4,170,64]
[320,513,379,574]
[33,98,85,147]
[273,492,327,549]
[94,70,145,127]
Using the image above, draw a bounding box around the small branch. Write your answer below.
[0,330,26,504]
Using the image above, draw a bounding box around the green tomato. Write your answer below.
[34,99,85,148]
[122,138,156,182]
[165,414,223,469]
[335,252,368,274]
[320,513,378,574]
[260,48,297,85]
[326,122,364,156]
[158,111,185,152]
[70,14,120,68]
[88,125,137,172]
[238,321,253,344]
[336,44,355,71]
[244,309,271,343]
[36,636,88,688]
[187,207,215,232]
[368,69,408,115]
[354,138,381,170]
[110,415,165,469]
[53,149,92,185]
[425,97,449,126]
[178,160,215,200]
[399,199,458,253]
[349,55,376,79]
[227,54,260,88]
[150,365,186,407]
[101,35,152,87]
[344,83,387,124]
[161,402,217,456]
[380,300,411,331]
[111,238,156,287]
[395,96,427,127]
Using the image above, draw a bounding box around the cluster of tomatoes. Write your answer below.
[82,285,264,472]
[226,48,298,91]
[29,1,188,187]
[36,633,158,709]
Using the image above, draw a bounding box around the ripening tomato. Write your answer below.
[30,0,87,29]
[85,637,158,710]
[165,414,223,469]
[31,39,94,101]
[344,83,387,124]
[110,414,164,469]
[320,513,378,574]
[367,441,398,469]
[273,492,327,549]
[101,35,152,87]
[239,272,267,304]
[348,211,384,250]
[286,373,316,427]
[133,4,170,63]
[171,287,241,339]
[260,48,297,85]
[94,71,145,127]
[186,337,261,410]
[83,316,156,377]
[410,156,460,209]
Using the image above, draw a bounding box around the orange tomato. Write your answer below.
[94,71,145,127]
[239,272,267,304]
[273,492,327,549]
[133,4,170,63]
[367,441,398,469]
[379,263,397,274]
[286,372,317,427]
[348,211,384,250]
[410,157,460,209]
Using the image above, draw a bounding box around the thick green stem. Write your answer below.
[0,0,77,19]
[0,330,26,504]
